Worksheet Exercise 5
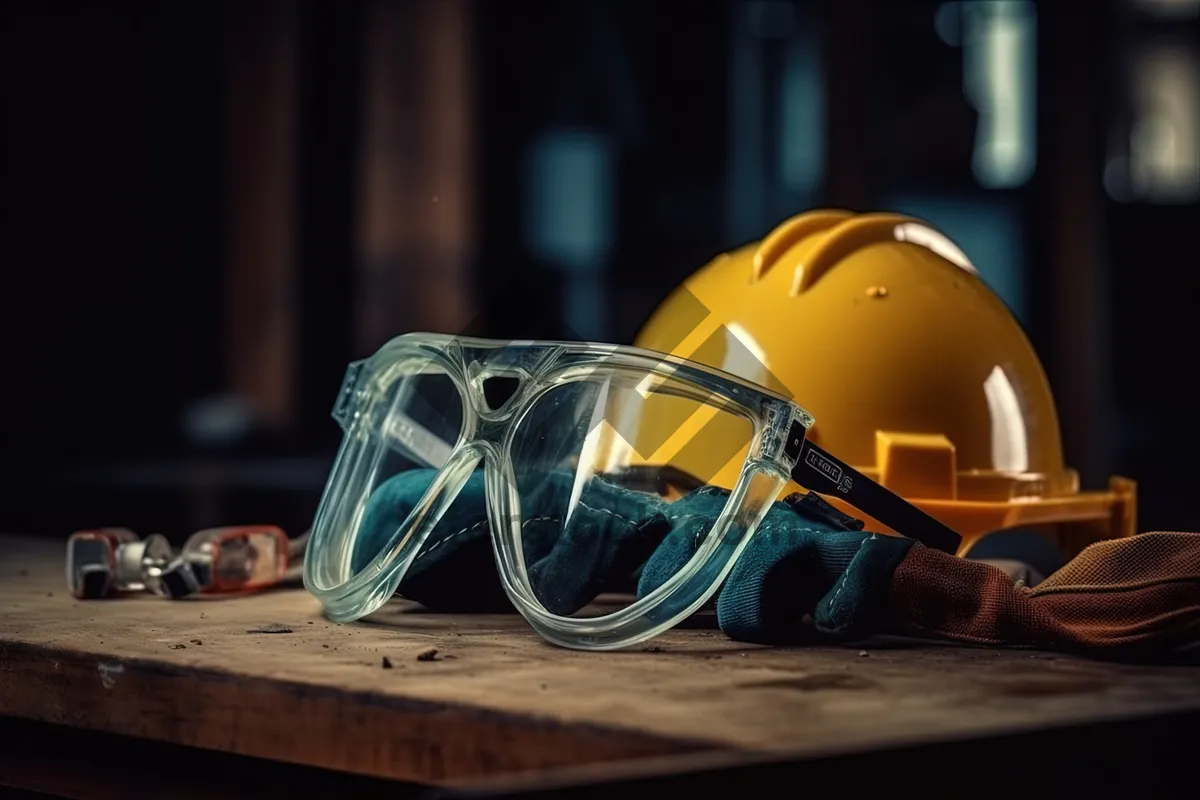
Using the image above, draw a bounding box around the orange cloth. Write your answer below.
[888,532,1200,654]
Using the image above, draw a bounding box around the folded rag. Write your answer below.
[887,533,1200,655]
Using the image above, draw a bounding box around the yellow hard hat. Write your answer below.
[624,209,1136,559]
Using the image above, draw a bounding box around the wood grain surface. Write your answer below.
[3,534,1200,788]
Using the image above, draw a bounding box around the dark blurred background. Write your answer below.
[2,0,1198,542]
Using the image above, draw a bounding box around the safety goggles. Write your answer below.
[303,332,961,650]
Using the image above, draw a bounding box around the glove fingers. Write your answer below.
[636,516,710,598]
[353,468,445,573]
[390,469,513,612]
[716,528,828,644]
[602,512,673,593]
[528,500,670,616]
[360,467,671,615]
[400,534,512,612]
[812,533,916,637]
[636,487,733,599]
[356,468,506,612]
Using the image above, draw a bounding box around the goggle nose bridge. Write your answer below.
[465,362,535,420]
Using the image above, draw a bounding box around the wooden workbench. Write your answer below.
[2,533,1200,798]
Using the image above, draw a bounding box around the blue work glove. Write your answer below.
[352,468,673,616]
[352,469,915,643]
[638,489,915,642]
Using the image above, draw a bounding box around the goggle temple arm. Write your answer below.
[786,423,963,554]
[383,409,456,468]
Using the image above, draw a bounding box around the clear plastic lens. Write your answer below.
[380,370,463,469]
[307,371,464,595]
[508,377,755,619]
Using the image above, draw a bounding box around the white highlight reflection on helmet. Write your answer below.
[983,364,1029,474]
[893,222,980,275]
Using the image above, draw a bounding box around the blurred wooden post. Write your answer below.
[221,0,301,430]
[823,0,872,209]
[357,0,475,352]
[1041,3,1113,487]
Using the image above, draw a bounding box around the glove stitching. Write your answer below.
[827,533,874,625]
[575,500,641,528]
[412,499,644,566]
[413,515,560,563]
[407,485,719,571]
